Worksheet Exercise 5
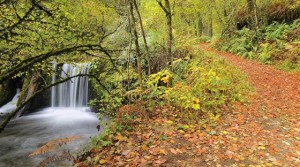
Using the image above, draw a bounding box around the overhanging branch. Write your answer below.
[0,44,105,84]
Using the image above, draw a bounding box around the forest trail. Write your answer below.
[196,43,300,166]
[75,44,300,167]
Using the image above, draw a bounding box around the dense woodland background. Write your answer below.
[0,0,299,166]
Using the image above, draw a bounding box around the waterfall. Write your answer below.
[51,63,90,108]
[0,89,20,115]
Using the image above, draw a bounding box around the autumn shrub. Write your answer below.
[145,49,251,118]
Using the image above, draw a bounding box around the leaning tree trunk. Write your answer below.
[16,71,45,117]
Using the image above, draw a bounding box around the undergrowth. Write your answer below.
[214,20,300,72]
[84,46,252,162]
[143,48,251,121]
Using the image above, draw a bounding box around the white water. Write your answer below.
[0,63,101,167]
[0,89,20,115]
[52,63,90,108]
[0,107,100,167]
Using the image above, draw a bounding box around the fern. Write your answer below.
[37,151,74,167]
[29,136,80,156]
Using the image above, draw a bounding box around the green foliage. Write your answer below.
[144,48,250,117]
[91,125,114,148]
[0,0,121,81]
[215,20,300,71]
[89,59,138,115]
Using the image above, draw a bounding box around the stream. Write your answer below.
[0,63,101,167]
[0,107,99,167]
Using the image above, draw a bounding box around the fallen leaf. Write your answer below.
[160,149,167,155]
[99,159,106,164]
[115,134,124,142]
[154,159,167,165]
[165,120,173,125]
[141,144,148,151]
[121,150,131,156]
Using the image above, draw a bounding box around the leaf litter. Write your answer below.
[75,44,300,166]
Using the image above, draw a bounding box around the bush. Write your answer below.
[144,49,251,118]
[214,20,300,71]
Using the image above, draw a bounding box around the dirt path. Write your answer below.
[197,43,300,166]
[75,44,300,167]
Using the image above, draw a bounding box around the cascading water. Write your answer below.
[0,89,20,115]
[0,63,103,167]
[51,63,90,108]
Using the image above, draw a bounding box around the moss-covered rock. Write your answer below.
[16,72,49,117]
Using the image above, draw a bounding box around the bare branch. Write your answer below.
[156,0,169,14]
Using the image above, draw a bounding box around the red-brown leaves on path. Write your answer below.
[75,44,300,166]
[198,43,300,166]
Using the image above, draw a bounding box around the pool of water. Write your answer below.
[0,107,100,167]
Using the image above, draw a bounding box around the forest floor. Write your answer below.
[76,43,300,167]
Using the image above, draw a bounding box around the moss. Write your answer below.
[16,72,48,116]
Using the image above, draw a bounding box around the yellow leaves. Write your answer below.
[208,69,217,76]
[258,146,266,150]
[165,120,173,125]
[99,159,107,164]
[191,103,200,110]
[115,134,124,142]
[161,75,170,84]
[177,124,190,131]
[159,149,167,155]
[141,144,148,151]
[221,130,229,135]
[148,70,172,86]
[208,113,221,121]
[149,148,168,156]
[170,148,183,155]
[178,130,185,134]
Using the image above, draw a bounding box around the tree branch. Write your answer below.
[31,0,53,17]
[156,0,169,14]
[0,6,35,36]
[0,44,104,84]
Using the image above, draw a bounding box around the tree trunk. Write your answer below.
[132,0,151,75]
[247,0,259,31]
[197,13,203,36]
[156,0,173,62]
[165,0,173,62]
[208,9,213,37]
[16,72,46,117]
[129,0,143,88]
[127,7,133,92]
